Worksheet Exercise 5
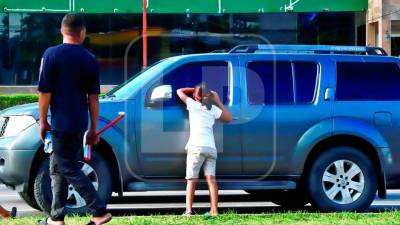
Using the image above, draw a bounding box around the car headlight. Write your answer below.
[0,115,37,138]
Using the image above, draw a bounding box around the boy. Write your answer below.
[177,82,232,216]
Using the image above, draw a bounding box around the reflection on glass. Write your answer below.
[0,12,363,86]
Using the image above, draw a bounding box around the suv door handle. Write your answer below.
[324,87,335,101]
[233,116,239,120]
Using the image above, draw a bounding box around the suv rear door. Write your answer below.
[239,54,334,177]
[334,57,400,167]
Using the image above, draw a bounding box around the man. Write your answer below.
[38,14,111,225]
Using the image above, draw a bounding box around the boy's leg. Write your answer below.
[185,149,205,213]
[203,149,218,215]
[205,176,218,215]
[186,179,197,213]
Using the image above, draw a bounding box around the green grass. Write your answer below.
[4,211,400,225]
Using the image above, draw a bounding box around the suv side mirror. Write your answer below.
[148,85,173,105]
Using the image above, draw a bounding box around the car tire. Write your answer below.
[33,152,113,215]
[18,191,40,210]
[307,146,377,212]
[246,190,308,209]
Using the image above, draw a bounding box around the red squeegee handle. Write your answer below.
[96,113,125,137]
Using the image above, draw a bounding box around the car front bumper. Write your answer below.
[0,149,37,189]
[0,124,42,190]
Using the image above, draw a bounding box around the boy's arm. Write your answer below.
[176,87,195,103]
[211,91,233,123]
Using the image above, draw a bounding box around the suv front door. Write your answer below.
[136,56,242,179]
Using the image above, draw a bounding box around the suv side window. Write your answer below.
[246,61,293,105]
[294,61,318,103]
[246,61,318,105]
[336,62,400,101]
[159,61,230,106]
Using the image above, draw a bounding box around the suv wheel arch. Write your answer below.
[302,135,386,199]
[93,138,123,196]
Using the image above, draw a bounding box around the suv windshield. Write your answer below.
[104,59,174,99]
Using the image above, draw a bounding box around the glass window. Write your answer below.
[0,12,359,86]
[336,62,400,101]
[246,61,294,105]
[159,61,230,106]
[294,61,318,103]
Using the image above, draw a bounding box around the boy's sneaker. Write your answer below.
[182,210,193,216]
[203,211,218,219]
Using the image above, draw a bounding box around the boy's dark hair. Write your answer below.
[61,14,86,35]
[194,82,213,110]
[195,82,210,97]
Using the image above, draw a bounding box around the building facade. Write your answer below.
[367,0,400,56]
[0,0,369,86]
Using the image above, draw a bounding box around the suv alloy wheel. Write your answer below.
[307,146,377,211]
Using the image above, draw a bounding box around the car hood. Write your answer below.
[0,98,129,121]
[0,102,40,119]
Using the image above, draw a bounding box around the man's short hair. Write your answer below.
[61,14,86,35]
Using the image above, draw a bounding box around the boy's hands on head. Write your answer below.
[209,90,233,123]
[177,87,195,103]
[210,91,222,105]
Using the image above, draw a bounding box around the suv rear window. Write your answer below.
[336,62,400,101]
[246,61,318,105]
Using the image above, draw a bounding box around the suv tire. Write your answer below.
[307,146,377,211]
[33,152,113,215]
[18,191,40,210]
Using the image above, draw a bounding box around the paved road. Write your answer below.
[2,185,400,217]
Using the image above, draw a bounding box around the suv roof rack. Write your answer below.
[229,44,388,56]
[210,49,228,53]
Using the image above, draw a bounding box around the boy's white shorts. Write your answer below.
[186,146,217,180]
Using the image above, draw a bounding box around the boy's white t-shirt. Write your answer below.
[185,97,222,150]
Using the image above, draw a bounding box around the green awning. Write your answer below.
[1,0,368,14]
